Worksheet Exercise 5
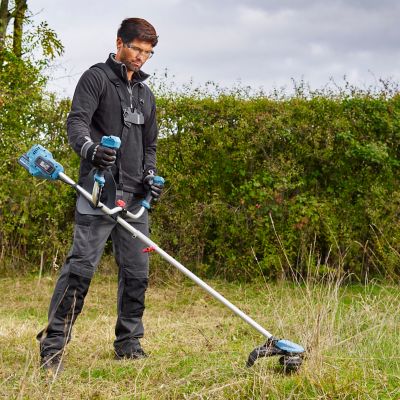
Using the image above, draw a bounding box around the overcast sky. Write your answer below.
[30,0,400,98]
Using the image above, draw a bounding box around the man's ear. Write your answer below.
[116,37,123,51]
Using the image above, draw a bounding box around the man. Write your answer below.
[37,18,162,376]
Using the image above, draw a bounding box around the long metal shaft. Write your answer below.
[115,216,273,339]
[58,172,273,339]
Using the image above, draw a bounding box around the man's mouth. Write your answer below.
[125,60,141,72]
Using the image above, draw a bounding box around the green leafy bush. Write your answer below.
[152,90,400,281]
[0,49,74,273]
[1,71,400,280]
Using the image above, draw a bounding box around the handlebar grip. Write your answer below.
[100,135,121,150]
[153,176,165,186]
[94,170,105,186]
[141,175,165,210]
[93,136,121,189]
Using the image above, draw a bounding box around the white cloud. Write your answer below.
[30,0,400,97]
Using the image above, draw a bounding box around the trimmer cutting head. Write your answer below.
[247,337,305,372]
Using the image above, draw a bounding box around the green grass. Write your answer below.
[0,271,399,399]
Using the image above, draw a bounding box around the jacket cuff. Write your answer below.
[143,167,157,177]
[80,136,94,158]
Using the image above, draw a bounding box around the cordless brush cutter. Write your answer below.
[19,137,305,372]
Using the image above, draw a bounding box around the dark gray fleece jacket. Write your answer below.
[67,53,158,194]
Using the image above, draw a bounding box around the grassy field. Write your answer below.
[0,268,399,399]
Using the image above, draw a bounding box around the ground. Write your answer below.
[0,271,399,399]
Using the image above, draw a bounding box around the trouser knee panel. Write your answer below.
[120,277,148,318]
[55,272,91,318]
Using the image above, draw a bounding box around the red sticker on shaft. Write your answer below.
[142,246,156,253]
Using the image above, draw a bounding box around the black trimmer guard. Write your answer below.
[247,337,305,372]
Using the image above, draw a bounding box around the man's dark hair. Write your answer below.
[117,18,158,47]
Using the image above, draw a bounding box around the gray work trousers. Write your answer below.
[37,193,149,357]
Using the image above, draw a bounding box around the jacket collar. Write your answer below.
[106,53,150,84]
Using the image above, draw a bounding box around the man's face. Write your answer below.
[115,38,154,73]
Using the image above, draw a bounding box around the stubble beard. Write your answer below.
[125,60,141,73]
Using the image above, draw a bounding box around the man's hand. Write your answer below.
[86,143,117,169]
[143,173,163,201]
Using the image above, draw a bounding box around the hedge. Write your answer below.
[152,92,400,281]
[1,82,400,280]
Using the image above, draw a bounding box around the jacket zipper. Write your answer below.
[127,82,140,109]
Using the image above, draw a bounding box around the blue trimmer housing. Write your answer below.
[18,145,64,180]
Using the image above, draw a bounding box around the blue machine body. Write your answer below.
[18,144,64,180]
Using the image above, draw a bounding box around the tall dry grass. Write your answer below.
[0,258,398,399]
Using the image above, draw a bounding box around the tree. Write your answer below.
[12,0,27,57]
[0,0,27,56]
[0,0,63,64]
[0,1,71,272]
